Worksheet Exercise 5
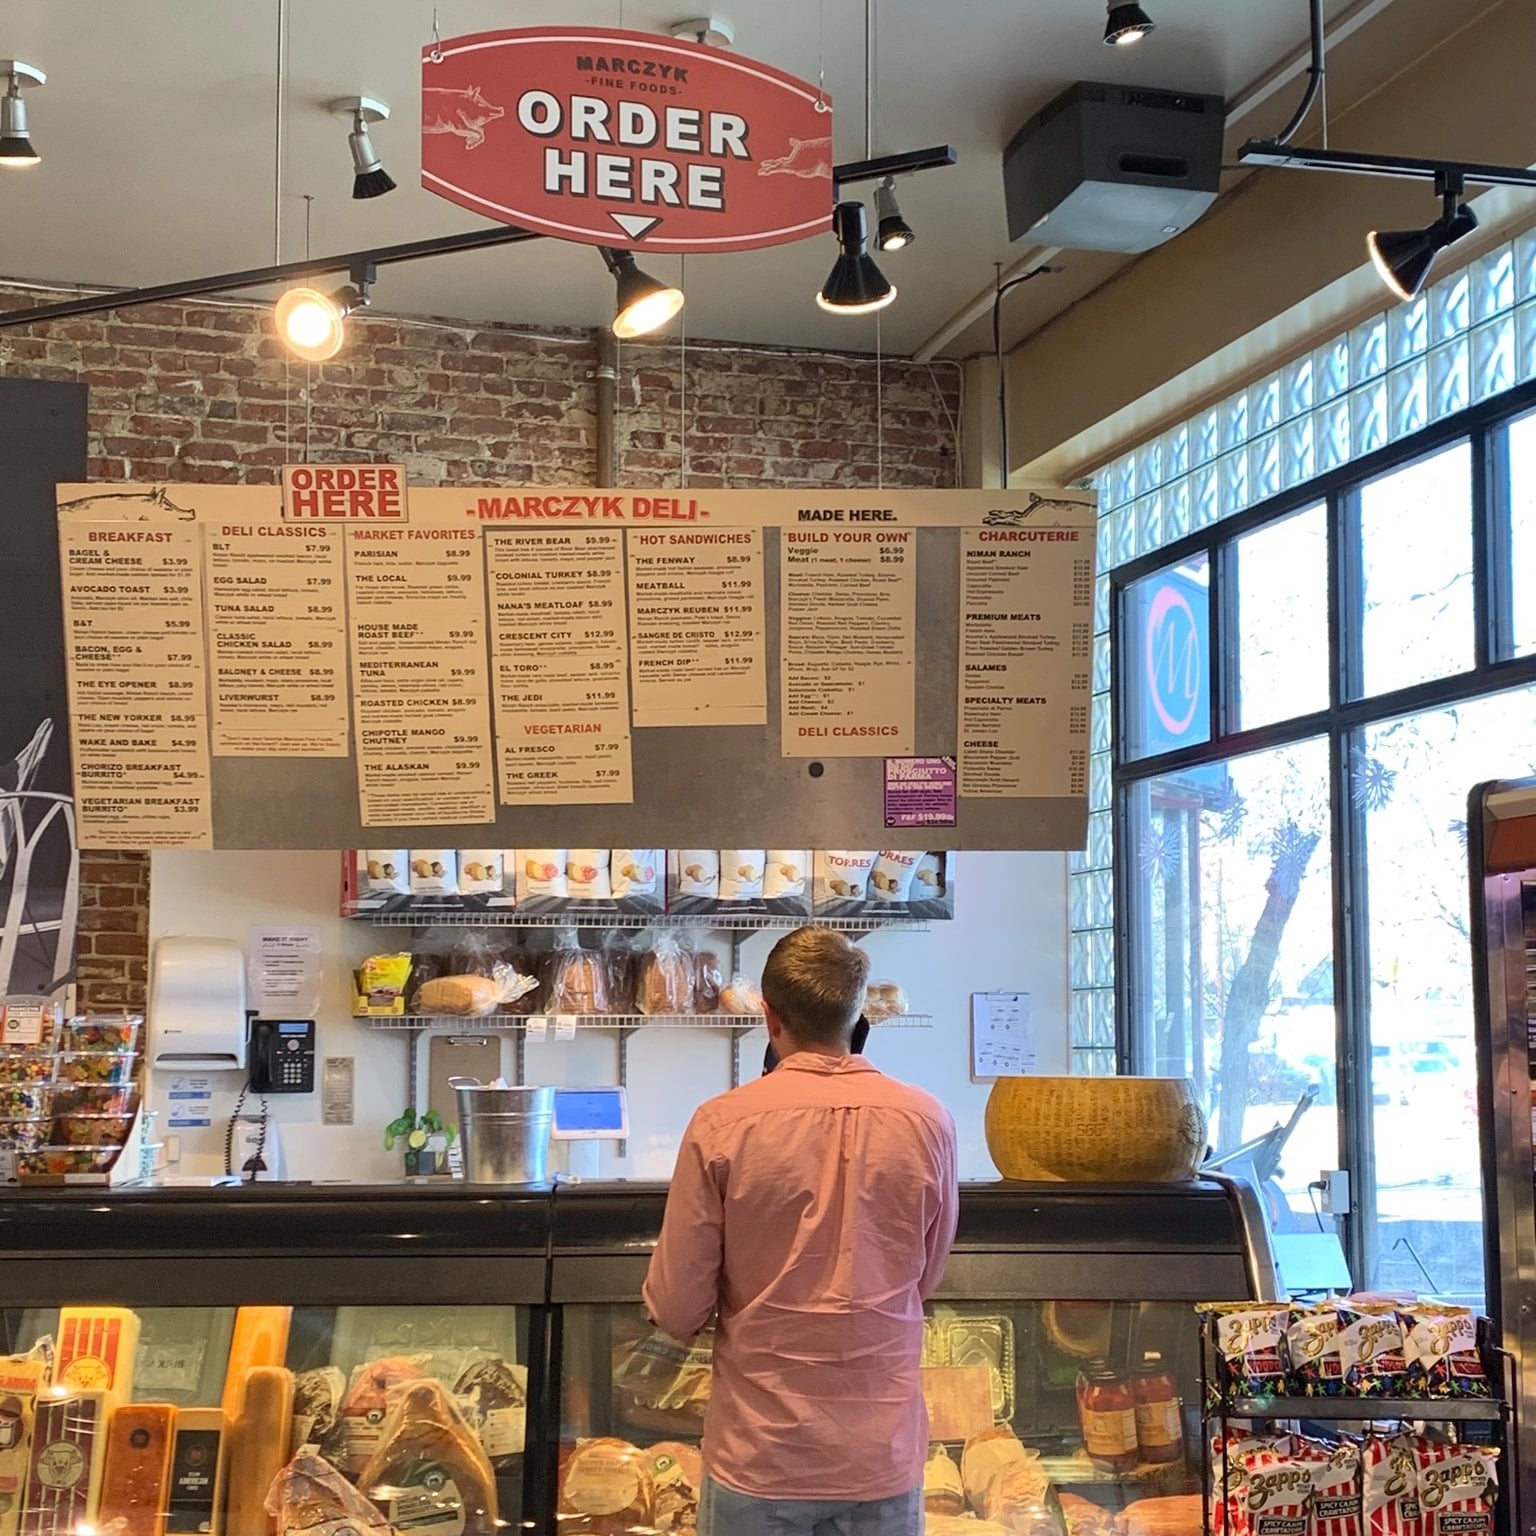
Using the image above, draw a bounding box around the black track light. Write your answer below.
[817,202,896,314]
[1104,2,1155,45]
[0,60,44,167]
[601,248,684,338]
[1367,173,1478,302]
[276,261,375,362]
[333,96,396,200]
[874,176,915,252]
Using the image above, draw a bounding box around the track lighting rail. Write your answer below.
[1239,141,1536,189]
[0,146,956,332]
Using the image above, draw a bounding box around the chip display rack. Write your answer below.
[1196,1312,1516,1536]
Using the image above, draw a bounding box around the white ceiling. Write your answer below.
[0,0,1484,358]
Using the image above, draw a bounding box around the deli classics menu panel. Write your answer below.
[54,486,1096,851]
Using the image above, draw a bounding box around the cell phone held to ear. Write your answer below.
[762,1015,870,1076]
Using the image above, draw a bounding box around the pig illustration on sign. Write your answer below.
[759,136,832,179]
[423,85,506,149]
[57,486,197,522]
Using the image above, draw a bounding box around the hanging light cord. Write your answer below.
[1274,0,1325,147]
[272,0,287,264]
[992,265,1058,490]
[678,253,688,488]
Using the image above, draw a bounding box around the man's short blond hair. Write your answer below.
[760,926,871,1048]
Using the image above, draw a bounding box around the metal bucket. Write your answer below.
[453,1081,554,1185]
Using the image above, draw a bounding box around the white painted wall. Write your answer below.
[147,849,1069,1183]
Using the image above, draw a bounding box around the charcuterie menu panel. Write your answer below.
[55,485,1096,851]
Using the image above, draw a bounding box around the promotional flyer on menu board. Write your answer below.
[54,483,1096,852]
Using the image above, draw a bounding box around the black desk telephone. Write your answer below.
[247,1018,316,1094]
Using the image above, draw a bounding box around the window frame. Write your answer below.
[1110,374,1536,1284]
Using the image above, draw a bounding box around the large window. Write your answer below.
[1111,389,1536,1303]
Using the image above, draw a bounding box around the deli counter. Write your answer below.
[0,1178,1277,1536]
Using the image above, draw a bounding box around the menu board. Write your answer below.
[55,485,1099,850]
[780,529,916,757]
[958,528,1092,798]
[345,526,496,826]
[58,522,213,847]
[486,529,633,804]
[626,529,767,727]
[204,523,348,756]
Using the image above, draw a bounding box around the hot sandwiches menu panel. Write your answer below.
[54,487,1096,851]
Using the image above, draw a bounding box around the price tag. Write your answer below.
[554,1015,578,1041]
[525,1016,548,1042]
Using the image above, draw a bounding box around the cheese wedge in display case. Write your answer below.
[97,1403,176,1536]
[56,1307,140,1408]
[20,1391,108,1536]
[220,1309,291,1421]
[0,1347,50,1536]
[222,1367,293,1536]
[165,1408,224,1536]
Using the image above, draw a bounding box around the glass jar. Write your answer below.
[1132,1349,1184,1464]
[1078,1360,1139,1472]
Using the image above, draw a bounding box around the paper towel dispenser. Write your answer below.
[149,936,247,1071]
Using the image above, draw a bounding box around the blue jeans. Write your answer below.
[698,1475,923,1536]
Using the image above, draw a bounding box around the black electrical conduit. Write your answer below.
[1273,0,1326,147]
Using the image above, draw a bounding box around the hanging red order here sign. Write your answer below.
[420,27,834,253]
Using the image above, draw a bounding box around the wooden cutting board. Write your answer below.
[921,1364,995,1441]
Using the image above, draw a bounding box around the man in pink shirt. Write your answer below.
[643,926,960,1536]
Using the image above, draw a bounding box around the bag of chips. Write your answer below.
[1296,1439,1362,1536]
[1287,1307,1348,1398]
[1363,1436,1422,1536]
[1213,1306,1294,1398]
[1210,1433,1290,1536]
[1397,1306,1491,1400]
[1243,1448,1320,1536]
[1339,1306,1409,1397]
[1411,1442,1498,1536]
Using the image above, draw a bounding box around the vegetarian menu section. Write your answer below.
[54,487,1097,849]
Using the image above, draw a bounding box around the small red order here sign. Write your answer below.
[420,27,834,253]
[281,464,408,521]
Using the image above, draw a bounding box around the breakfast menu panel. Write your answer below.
[626,529,767,727]
[204,523,349,756]
[58,522,214,847]
[486,529,634,804]
[958,528,1092,799]
[345,525,497,827]
[780,528,917,757]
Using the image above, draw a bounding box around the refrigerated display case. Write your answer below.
[0,1177,1277,1536]
[1470,775,1536,1536]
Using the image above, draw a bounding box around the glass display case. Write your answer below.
[0,1177,1277,1536]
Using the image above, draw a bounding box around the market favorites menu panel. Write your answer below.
[54,487,1096,850]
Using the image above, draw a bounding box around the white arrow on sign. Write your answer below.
[610,213,662,240]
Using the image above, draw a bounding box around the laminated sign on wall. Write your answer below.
[55,485,1096,852]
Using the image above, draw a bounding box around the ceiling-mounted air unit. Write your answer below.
[1002,81,1224,254]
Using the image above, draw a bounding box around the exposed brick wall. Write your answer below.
[1,280,963,1007]
[77,851,150,1011]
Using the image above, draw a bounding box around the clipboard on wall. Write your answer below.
[970,993,1035,1082]
[428,1034,502,1123]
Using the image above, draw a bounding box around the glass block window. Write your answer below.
[1070,233,1536,1075]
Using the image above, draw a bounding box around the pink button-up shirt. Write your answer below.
[641,1053,960,1502]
